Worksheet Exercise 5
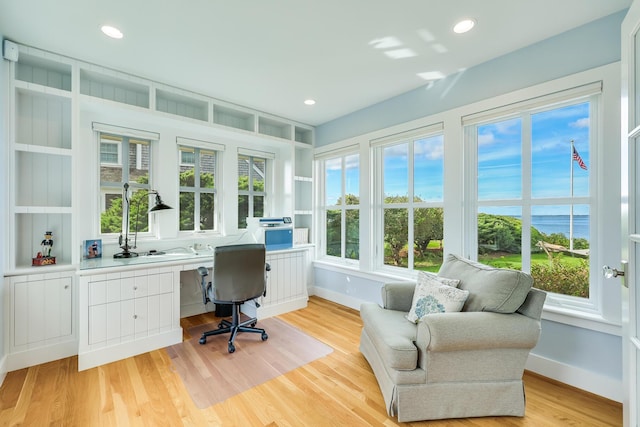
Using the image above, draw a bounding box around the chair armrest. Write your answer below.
[416,312,542,353]
[381,282,416,311]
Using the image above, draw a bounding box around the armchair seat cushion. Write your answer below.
[360,303,418,370]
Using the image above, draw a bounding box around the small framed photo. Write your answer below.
[83,239,102,259]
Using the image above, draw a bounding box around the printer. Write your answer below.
[247,217,293,251]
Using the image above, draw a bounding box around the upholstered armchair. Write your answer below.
[359,254,546,422]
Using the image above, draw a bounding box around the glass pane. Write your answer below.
[635,30,640,125]
[129,189,149,233]
[531,204,589,298]
[326,209,341,257]
[478,118,522,200]
[325,158,342,206]
[384,207,408,267]
[100,192,123,234]
[414,208,444,271]
[180,192,195,231]
[179,148,195,187]
[252,158,266,192]
[253,195,264,217]
[414,135,444,202]
[384,144,408,202]
[345,154,360,205]
[477,206,522,269]
[128,139,150,185]
[346,209,359,260]
[200,150,216,189]
[532,103,590,198]
[200,193,215,230]
[238,155,249,190]
[100,135,123,183]
[238,195,249,228]
[181,150,195,165]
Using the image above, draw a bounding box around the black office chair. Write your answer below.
[197,243,270,353]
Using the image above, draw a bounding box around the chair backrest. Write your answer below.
[212,243,267,303]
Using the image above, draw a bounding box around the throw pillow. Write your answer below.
[417,270,460,288]
[406,273,470,323]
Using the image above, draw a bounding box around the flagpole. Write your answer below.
[569,140,574,251]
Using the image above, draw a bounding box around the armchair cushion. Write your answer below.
[406,273,468,323]
[438,254,532,313]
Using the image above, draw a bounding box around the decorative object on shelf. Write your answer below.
[83,239,102,259]
[33,231,56,266]
[114,182,173,258]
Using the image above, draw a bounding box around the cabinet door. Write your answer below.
[13,276,73,347]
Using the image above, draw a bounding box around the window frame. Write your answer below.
[372,125,445,274]
[237,152,270,229]
[178,145,220,234]
[318,151,361,264]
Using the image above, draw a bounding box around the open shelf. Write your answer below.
[156,89,208,121]
[15,212,73,268]
[16,89,72,149]
[15,151,72,207]
[15,54,72,92]
[213,104,255,132]
[80,70,150,108]
[258,116,292,140]
[295,126,313,144]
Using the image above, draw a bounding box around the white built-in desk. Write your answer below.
[3,247,311,372]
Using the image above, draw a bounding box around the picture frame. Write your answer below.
[83,239,102,259]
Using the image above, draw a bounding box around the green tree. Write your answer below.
[414,207,443,257]
[179,169,215,230]
[478,213,546,253]
[384,195,409,266]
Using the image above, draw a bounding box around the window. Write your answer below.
[466,94,596,301]
[99,133,152,235]
[238,154,267,228]
[322,153,360,260]
[178,146,218,232]
[375,129,445,272]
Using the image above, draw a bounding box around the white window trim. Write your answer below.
[313,62,621,332]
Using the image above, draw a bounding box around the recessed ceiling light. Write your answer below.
[304,99,316,106]
[453,19,475,34]
[101,25,123,39]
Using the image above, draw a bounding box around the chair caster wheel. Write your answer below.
[250,321,257,327]
[261,332,268,341]
[228,343,235,353]
[218,323,224,329]
[199,337,206,345]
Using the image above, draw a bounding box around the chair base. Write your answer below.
[199,303,268,353]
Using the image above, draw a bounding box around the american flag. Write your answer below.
[572,146,587,170]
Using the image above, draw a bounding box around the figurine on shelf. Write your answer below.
[41,231,53,257]
[33,231,56,266]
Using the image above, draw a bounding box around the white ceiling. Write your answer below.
[0,0,632,126]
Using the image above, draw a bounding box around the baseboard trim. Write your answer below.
[310,286,366,311]
[526,353,622,402]
[0,354,7,388]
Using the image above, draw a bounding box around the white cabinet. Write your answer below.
[4,270,77,370]
[78,266,182,371]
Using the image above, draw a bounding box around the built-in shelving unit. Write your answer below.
[11,51,74,269]
[155,88,208,121]
[213,104,255,132]
[293,136,314,244]
[80,69,149,108]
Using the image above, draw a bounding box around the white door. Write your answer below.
[621,3,640,426]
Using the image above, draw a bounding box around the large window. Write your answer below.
[238,154,267,228]
[178,146,218,232]
[376,129,445,272]
[99,133,152,235]
[466,94,596,300]
[323,153,360,260]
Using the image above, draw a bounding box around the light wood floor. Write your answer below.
[0,296,622,426]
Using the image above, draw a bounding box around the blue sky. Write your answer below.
[325,102,589,218]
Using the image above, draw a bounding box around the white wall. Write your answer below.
[312,11,626,402]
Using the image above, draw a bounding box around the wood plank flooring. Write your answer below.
[0,296,622,426]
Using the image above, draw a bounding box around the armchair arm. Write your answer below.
[381,282,416,312]
[416,311,542,353]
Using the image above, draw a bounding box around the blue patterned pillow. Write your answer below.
[406,273,470,323]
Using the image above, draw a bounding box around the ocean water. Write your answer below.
[529,215,589,240]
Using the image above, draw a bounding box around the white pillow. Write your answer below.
[418,270,460,288]
[407,273,470,323]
